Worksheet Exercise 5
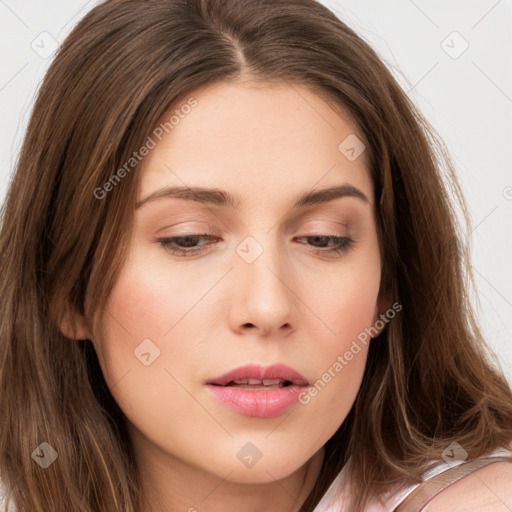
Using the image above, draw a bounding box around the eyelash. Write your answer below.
[156,233,355,257]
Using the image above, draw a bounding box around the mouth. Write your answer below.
[205,363,309,387]
[213,378,294,389]
[204,364,310,418]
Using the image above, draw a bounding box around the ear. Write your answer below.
[54,302,93,341]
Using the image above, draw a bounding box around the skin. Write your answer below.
[68,80,388,512]
[425,462,512,511]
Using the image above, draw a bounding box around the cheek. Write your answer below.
[100,242,227,347]
[91,257,212,450]
[321,274,380,336]
[294,246,381,437]
[309,240,382,344]
[295,282,375,445]
[89,251,192,403]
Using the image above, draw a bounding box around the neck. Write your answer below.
[134,437,326,512]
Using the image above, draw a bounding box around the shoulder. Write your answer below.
[424,461,512,512]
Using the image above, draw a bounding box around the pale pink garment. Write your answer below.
[312,441,512,512]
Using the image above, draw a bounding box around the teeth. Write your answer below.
[231,378,284,385]
[232,379,249,385]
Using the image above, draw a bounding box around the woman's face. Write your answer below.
[91,81,383,494]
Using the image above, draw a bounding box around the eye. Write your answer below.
[295,234,355,256]
[156,233,355,257]
[157,233,217,256]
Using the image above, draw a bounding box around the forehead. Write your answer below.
[138,81,373,207]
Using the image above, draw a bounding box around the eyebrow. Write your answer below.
[135,183,369,210]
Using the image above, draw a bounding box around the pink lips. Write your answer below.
[205,363,309,418]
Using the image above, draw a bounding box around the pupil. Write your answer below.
[177,236,197,247]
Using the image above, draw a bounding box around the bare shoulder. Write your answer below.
[424,461,512,512]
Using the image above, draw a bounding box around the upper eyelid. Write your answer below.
[157,228,351,238]
[155,215,353,233]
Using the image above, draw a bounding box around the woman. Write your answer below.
[1,1,511,511]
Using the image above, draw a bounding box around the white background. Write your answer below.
[1,0,511,382]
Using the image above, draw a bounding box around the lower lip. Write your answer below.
[205,384,307,418]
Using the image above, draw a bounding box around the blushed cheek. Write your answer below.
[88,264,170,389]
[303,261,380,418]
[93,257,217,392]
[313,293,374,399]
[104,259,193,342]
[106,281,170,341]
[309,284,375,421]
[91,274,195,425]
[316,266,381,344]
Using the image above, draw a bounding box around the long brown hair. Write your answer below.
[1,0,511,510]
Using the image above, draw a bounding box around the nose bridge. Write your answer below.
[236,231,290,301]
[230,229,296,334]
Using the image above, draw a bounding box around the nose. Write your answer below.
[227,236,297,338]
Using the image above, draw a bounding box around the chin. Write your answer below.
[211,454,307,484]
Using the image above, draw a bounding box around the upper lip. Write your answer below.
[205,363,309,386]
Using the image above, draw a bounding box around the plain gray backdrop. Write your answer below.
[1,0,511,382]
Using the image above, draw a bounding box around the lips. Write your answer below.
[205,364,310,418]
[205,363,309,387]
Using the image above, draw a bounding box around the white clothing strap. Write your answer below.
[393,455,512,512]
